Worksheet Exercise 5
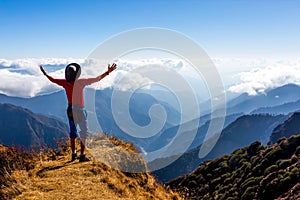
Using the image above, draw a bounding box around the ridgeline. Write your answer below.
[0,136,180,200]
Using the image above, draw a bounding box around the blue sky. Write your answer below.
[1,0,300,98]
[1,0,300,59]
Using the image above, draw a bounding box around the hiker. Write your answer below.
[40,63,117,162]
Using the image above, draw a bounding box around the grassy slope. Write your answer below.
[0,137,180,200]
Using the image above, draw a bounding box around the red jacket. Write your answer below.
[46,75,99,107]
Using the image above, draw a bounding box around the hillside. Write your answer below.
[151,114,287,183]
[0,103,68,148]
[168,134,300,200]
[270,112,300,144]
[0,91,67,119]
[0,137,180,200]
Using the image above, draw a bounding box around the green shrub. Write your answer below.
[224,176,232,185]
[241,177,256,191]
[196,174,205,183]
[291,167,299,176]
[291,155,298,163]
[226,197,235,200]
[277,159,291,169]
[206,173,212,179]
[222,172,231,179]
[217,184,233,194]
[264,165,278,175]
[229,154,241,169]
[267,146,283,160]
[233,148,244,155]
[241,186,256,200]
[188,180,198,187]
[211,177,221,187]
[278,176,292,191]
[252,164,262,175]
[219,160,229,168]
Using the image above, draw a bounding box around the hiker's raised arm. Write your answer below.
[40,65,47,76]
[40,65,65,86]
[96,63,117,81]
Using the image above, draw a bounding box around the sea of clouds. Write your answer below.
[0,57,205,98]
[226,59,300,95]
[0,57,300,98]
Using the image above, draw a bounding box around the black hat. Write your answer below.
[65,63,81,82]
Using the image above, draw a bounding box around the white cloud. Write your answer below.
[0,69,60,97]
[5,57,298,98]
[0,57,221,99]
[0,58,83,97]
[228,60,300,95]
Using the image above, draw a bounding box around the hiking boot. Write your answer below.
[71,152,78,161]
[79,154,91,162]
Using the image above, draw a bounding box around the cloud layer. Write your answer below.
[0,57,203,97]
[228,60,300,95]
[1,57,299,98]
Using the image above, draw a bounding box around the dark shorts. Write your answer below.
[67,105,88,139]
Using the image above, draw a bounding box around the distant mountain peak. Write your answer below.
[269,111,300,144]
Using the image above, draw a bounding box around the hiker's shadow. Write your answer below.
[36,160,80,177]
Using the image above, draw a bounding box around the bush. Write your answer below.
[228,154,241,169]
[241,186,256,200]
[196,174,205,183]
[219,160,229,168]
[277,159,291,169]
[252,164,263,175]
[241,177,256,191]
[278,176,292,192]
[188,180,198,187]
[224,176,232,185]
[291,155,298,163]
[267,146,283,160]
[226,197,236,200]
[264,165,278,175]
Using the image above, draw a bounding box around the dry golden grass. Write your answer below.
[1,138,181,200]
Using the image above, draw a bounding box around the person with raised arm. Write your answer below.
[40,63,117,162]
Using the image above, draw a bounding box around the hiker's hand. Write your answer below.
[107,63,117,74]
[40,65,47,76]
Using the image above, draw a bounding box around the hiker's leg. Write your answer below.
[67,106,79,153]
[80,138,86,155]
[70,138,76,153]
[78,109,88,155]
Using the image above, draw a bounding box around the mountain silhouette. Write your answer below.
[251,99,300,115]
[0,103,68,148]
[269,112,300,145]
[226,84,300,115]
[0,91,67,119]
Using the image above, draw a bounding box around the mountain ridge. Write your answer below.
[0,103,68,148]
[269,112,300,145]
[168,134,300,199]
[151,114,288,183]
